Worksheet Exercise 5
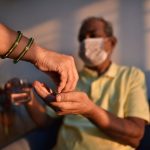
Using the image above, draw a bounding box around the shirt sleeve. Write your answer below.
[124,67,150,123]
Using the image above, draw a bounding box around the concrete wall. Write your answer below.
[0,0,150,97]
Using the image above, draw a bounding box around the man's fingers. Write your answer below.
[50,101,79,116]
[50,101,75,110]
[56,92,79,102]
[33,80,50,98]
[56,111,76,116]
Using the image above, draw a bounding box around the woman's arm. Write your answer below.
[0,23,78,92]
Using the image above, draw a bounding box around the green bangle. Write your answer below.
[1,31,22,59]
[13,38,34,64]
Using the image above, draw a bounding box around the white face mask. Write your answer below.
[79,38,108,67]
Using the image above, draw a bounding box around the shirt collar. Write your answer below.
[82,63,118,79]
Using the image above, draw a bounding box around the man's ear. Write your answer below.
[105,37,117,55]
[110,36,117,48]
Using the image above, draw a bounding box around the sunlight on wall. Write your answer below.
[23,20,61,50]
[144,0,150,70]
[74,0,119,70]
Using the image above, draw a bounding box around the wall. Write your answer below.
[0,0,150,97]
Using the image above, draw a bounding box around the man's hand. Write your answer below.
[52,91,95,116]
[33,80,95,117]
[35,49,78,93]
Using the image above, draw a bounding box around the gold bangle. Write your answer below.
[1,31,22,59]
[13,38,34,64]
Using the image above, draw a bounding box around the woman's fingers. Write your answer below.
[61,56,78,92]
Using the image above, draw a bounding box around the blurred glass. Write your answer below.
[5,78,32,106]
[10,90,31,105]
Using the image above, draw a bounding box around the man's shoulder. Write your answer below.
[116,64,145,80]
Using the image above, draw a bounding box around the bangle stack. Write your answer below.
[13,38,34,64]
[1,31,22,59]
[1,31,34,64]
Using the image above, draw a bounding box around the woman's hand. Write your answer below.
[34,49,78,93]
[0,23,78,93]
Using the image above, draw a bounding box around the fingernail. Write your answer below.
[57,86,63,93]
[57,89,61,94]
